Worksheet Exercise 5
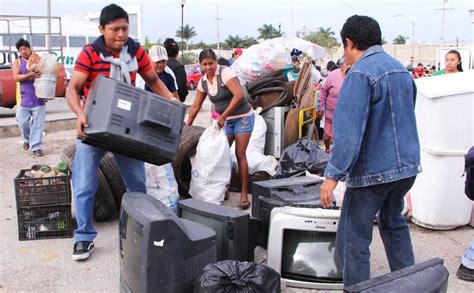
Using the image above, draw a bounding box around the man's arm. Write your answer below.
[141,70,176,101]
[175,65,188,101]
[66,71,89,138]
[12,59,40,82]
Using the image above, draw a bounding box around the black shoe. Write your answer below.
[73,241,95,261]
[456,264,474,282]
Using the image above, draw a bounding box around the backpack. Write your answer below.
[465,146,474,200]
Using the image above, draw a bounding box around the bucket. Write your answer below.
[34,73,57,99]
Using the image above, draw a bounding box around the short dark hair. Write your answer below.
[446,49,463,72]
[164,38,179,58]
[15,38,30,50]
[199,49,217,62]
[340,15,382,50]
[417,63,423,67]
[99,4,128,27]
[217,57,230,66]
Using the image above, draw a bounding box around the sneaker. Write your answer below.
[33,149,44,157]
[456,264,474,282]
[73,241,95,261]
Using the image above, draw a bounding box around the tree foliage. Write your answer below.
[143,36,153,50]
[392,35,408,44]
[303,27,339,49]
[224,35,258,49]
[257,24,283,40]
[176,24,198,51]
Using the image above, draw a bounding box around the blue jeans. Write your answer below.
[336,176,416,287]
[462,238,474,269]
[72,140,146,242]
[16,105,46,151]
[224,114,255,135]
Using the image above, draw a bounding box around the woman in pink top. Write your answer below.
[317,67,344,153]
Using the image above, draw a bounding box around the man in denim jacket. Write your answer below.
[320,15,421,287]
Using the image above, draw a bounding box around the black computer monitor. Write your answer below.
[119,192,217,293]
[344,258,449,293]
[177,198,251,262]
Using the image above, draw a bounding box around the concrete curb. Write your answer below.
[0,117,76,138]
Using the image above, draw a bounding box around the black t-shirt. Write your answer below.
[167,58,188,102]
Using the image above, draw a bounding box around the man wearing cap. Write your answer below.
[146,45,179,100]
[228,48,243,66]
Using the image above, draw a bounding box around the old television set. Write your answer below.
[267,206,343,290]
[119,192,217,293]
[252,176,336,248]
[344,258,449,293]
[83,75,186,166]
[177,198,253,262]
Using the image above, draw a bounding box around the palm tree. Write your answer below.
[176,24,197,51]
[393,35,408,45]
[304,27,339,49]
[225,35,245,49]
[257,24,282,40]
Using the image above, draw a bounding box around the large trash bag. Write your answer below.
[277,139,330,177]
[195,260,281,293]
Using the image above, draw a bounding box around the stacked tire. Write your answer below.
[61,125,205,222]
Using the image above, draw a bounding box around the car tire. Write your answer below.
[60,144,118,222]
[189,81,195,90]
[172,125,205,198]
[99,152,126,210]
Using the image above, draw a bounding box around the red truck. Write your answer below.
[0,64,67,108]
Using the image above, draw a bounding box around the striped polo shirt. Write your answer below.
[74,44,152,101]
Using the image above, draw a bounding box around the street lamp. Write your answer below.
[278,22,282,36]
[180,0,186,61]
[393,14,415,59]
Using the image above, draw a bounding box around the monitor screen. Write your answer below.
[281,229,342,283]
[181,209,225,260]
[120,210,144,292]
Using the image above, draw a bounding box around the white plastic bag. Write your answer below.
[230,112,278,176]
[145,163,179,210]
[189,123,231,204]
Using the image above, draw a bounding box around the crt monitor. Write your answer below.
[177,198,251,262]
[119,192,217,293]
[267,206,343,290]
[344,258,449,293]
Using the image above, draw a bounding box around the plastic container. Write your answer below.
[14,169,71,209]
[414,71,474,154]
[410,149,472,230]
[34,73,57,99]
[17,205,73,241]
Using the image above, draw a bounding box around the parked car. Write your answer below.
[0,64,67,108]
[185,64,202,90]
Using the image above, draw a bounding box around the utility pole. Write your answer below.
[290,0,294,36]
[215,5,222,57]
[435,0,453,44]
[47,0,51,52]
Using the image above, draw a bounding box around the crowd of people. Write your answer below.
[11,2,472,288]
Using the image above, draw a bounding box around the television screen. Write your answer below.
[281,229,343,283]
[119,192,217,293]
[177,198,250,262]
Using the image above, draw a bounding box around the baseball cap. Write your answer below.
[233,48,243,55]
[149,45,168,62]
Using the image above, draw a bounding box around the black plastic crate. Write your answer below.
[17,205,73,241]
[14,169,71,209]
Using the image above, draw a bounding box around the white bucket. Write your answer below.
[411,148,472,230]
[34,73,57,99]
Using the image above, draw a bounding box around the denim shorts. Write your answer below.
[224,114,255,135]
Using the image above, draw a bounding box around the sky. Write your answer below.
[1,0,473,45]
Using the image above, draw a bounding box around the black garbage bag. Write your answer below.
[195,260,281,293]
[277,139,330,177]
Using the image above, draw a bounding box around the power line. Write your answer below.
[435,0,453,44]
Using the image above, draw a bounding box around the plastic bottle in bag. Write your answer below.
[164,163,179,211]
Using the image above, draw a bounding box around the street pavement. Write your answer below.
[0,90,473,292]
